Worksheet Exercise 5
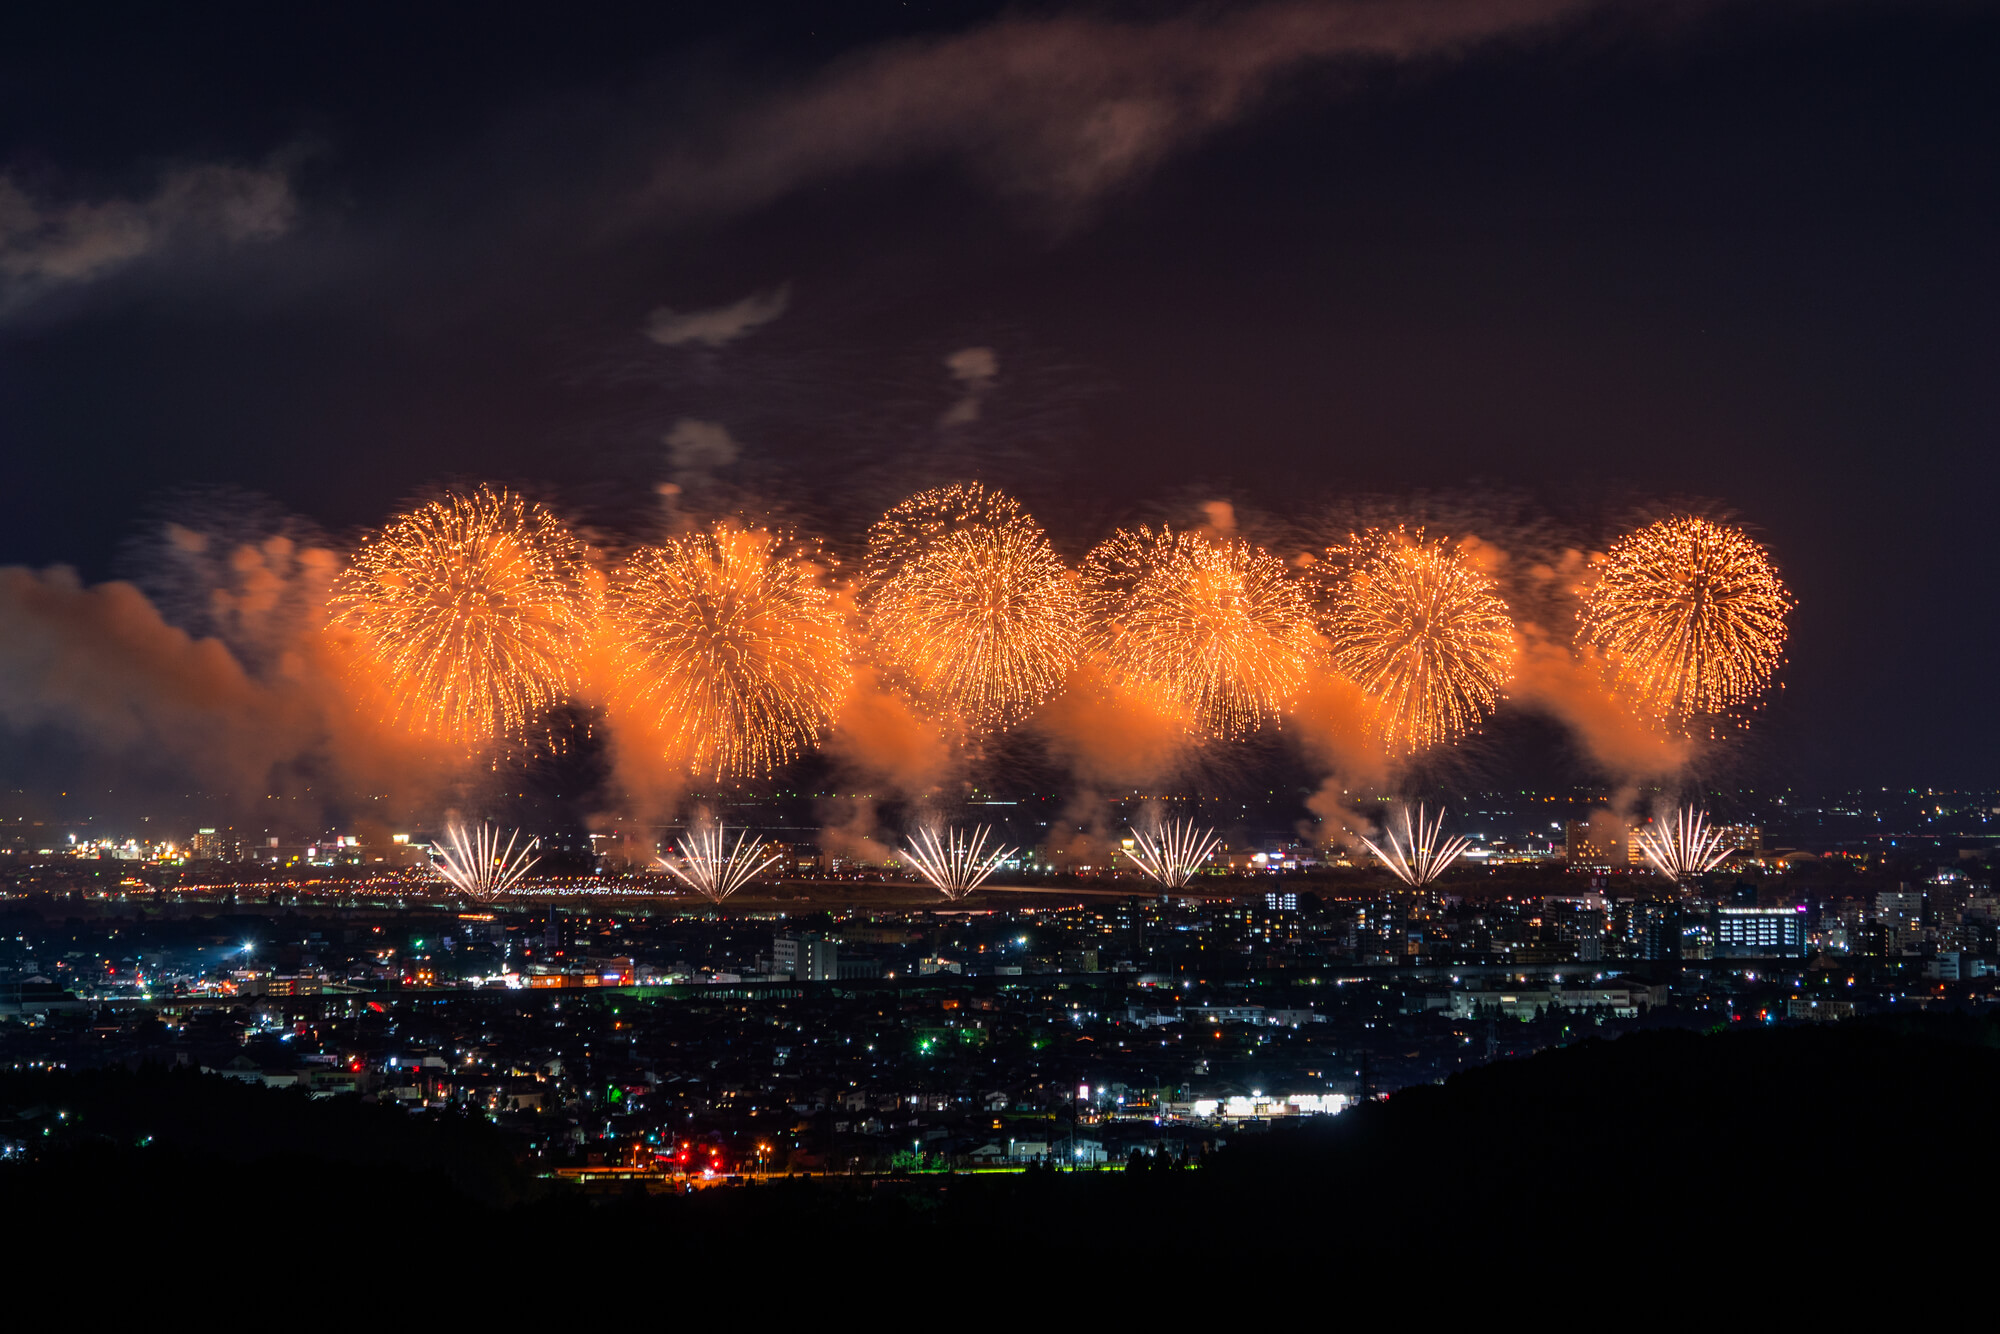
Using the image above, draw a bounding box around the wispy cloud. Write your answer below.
[663,417,743,487]
[939,345,998,426]
[640,0,1599,223]
[0,162,295,310]
[643,283,790,347]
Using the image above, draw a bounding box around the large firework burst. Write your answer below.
[901,825,1014,900]
[657,821,782,904]
[1359,804,1470,887]
[605,525,849,779]
[1317,529,1516,754]
[1577,516,1791,729]
[433,823,540,901]
[863,483,1081,730]
[1634,806,1733,883]
[330,485,594,747]
[1120,818,1221,889]
[1081,525,1316,738]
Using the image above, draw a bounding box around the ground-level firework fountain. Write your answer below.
[658,822,781,903]
[901,825,1014,900]
[1120,819,1221,889]
[434,823,540,901]
[1360,804,1469,888]
[1635,806,1733,883]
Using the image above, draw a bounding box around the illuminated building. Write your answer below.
[188,828,239,861]
[1616,900,1680,960]
[1713,906,1808,957]
[773,932,839,981]
[1564,821,1645,869]
[1875,887,1925,955]
[1710,823,1762,854]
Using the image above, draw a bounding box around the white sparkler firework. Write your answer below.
[1359,804,1469,888]
[435,823,540,901]
[657,822,782,903]
[1120,818,1221,889]
[902,825,1014,900]
[1634,806,1732,883]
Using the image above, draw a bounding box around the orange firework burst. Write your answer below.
[1316,529,1516,754]
[331,485,594,747]
[863,483,1081,730]
[1577,515,1791,727]
[1081,525,1315,738]
[605,525,849,778]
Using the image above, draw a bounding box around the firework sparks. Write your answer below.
[1081,525,1315,738]
[657,822,782,904]
[901,825,1014,900]
[1120,818,1221,889]
[863,483,1081,730]
[605,525,849,778]
[1577,516,1791,729]
[1317,529,1516,754]
[434,823,540,901]
[1634,806,1733,883]
[330,485,594,747]
[1359,804,1469,887]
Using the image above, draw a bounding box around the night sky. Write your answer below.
[2,0,1995,799]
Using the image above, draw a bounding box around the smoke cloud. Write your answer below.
[826,665,956,796]
[664,418,744,489]
[939,346,999,426]
[1512,625,1692,779]
[0,566,310,786]
[0,534,470,829]
[816,795,899,867]
[637,0,1601,224]
[643,284,791,348]
[1031,661,1197,790]
[0,162,295,312]
[0,482,1768,840]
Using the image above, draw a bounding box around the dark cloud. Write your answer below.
[939,345,998,426]
[0,161,293,312]
[633,0,1602,225]
[643,283,791,347]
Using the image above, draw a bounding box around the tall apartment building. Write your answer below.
[773,932,839,981]
[1874,887,1925,955]
[1566,821,1643,869]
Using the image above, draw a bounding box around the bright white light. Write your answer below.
[1360,804,1469,887]
[901,825,1013,901]
[657,821,780,904]
[1635,806,1731,883]
[1119,819,1221,889]
[435,823,540,901]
